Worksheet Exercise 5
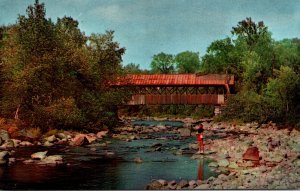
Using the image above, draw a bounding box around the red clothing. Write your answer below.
[196,133,203,141]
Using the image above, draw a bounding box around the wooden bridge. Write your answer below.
[112,74,234,106]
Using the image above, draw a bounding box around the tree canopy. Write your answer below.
[0,0,128,131]
[150,52,175,74]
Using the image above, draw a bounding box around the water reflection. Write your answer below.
[197,158,204,181]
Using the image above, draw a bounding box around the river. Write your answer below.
[0,120,217,190]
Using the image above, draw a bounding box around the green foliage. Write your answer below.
[208,17,300,124]
[123,63,150,74]
[0,0,128,131]
[263,66,300,120]
[175,51,200,73]
[222,91,268,123]
[150,52,175,74]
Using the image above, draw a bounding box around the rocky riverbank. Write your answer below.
[0,128,109,166]
[142,119,300,189]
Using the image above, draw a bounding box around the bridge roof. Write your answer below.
[113,74,234,86]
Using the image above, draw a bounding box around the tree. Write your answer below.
[175,51,200,73]
[231,17,269,47]
[264,66,300,120]
[150,52,175,74]
[123,63,144,74]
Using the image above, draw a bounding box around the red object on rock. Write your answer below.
[243,146,260,161]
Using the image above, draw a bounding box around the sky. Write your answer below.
[0,0,299,69]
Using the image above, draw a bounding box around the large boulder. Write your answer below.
[243,146,260,161]
[178,128,191,137]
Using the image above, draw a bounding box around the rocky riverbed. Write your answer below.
[0,118,299,189]
[139,118,300,190]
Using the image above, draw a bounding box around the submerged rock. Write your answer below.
[134,157,143,163]
[39,155,63,165]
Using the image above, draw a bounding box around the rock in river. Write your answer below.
[195,183,210,189]
[0,151,9,160]
[134,157,143,163]
[218,159,230,167]
[39,155,63,165]
[178,128,191,137]
[1,140,15,148]
[19,141,34,146]
[96,131,108,139]
[71,134,90,146]
[145,180,163,190]
[31,151,48,160]
[208,162,219,168]
[45,135,56,143]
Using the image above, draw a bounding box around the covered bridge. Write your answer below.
[112,74,234,105]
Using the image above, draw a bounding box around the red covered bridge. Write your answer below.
[112,74,234,105]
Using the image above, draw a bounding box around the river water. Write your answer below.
[0,120,217,190]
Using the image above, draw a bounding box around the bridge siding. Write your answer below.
[126,94,225,105]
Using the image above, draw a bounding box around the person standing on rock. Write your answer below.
[196,123,204,154]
